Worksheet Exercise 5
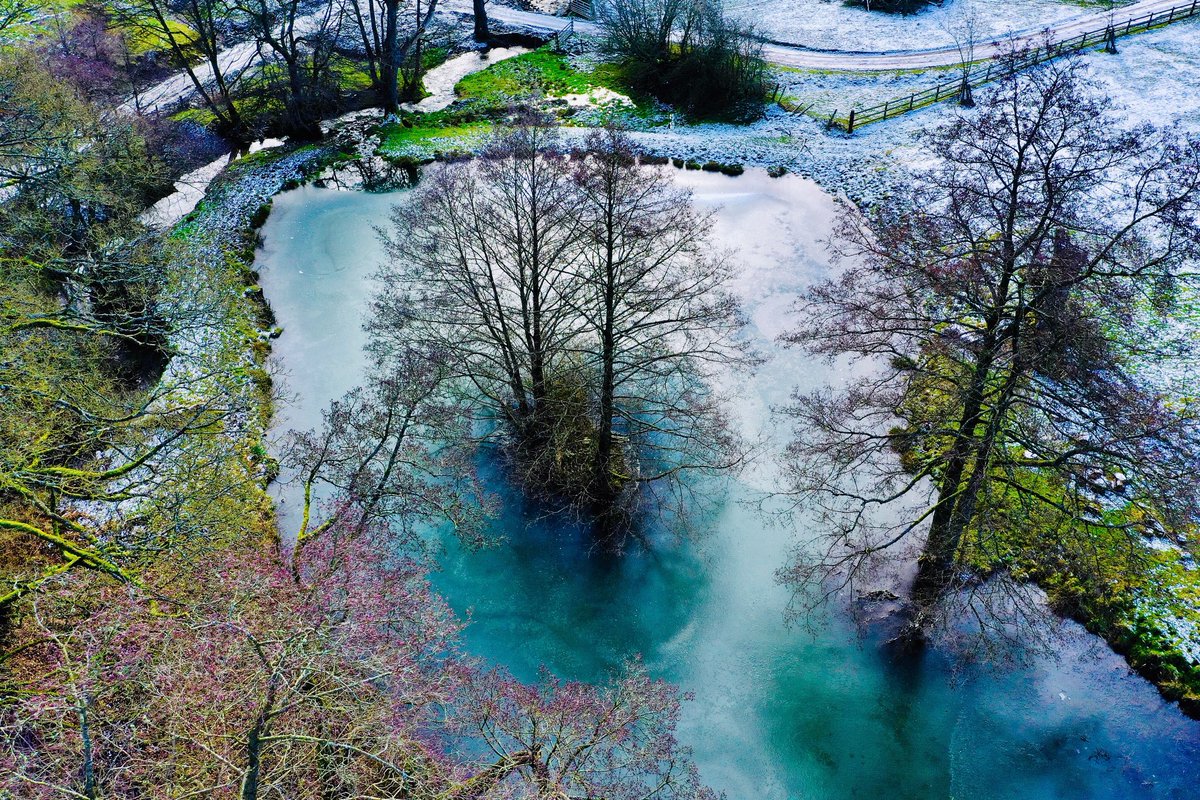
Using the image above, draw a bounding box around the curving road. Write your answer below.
[130,0,1195,115]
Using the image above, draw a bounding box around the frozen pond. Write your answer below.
[257,166,1200,799]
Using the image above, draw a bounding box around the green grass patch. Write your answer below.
[422,45,450,71]
[331,54,374,92]
[377,118,493,156]
[453,47,657,119]
[169,105,217,128]
[119,15,200,57]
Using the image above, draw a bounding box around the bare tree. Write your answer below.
[374,124,752,538]
[599,0,767,118]
[943,0,979,107]
[454,662,715,800]
[779,54,1200,643]
[570,128,753,535]
[372,121,585,447]
[232,0,346,138]
[2,528,715,800]
[282,345,493,567]
[344,0,442,114]
[113,0,252,139]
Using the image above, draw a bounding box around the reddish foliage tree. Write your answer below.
[2,521,712,799]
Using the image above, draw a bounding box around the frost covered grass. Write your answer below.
[377,117,494,157]
[1088,16,1200,131]
[775,63,963,119]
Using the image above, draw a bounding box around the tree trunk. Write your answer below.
[473,0,488,42]
[241,714,265,800]
[958,74,974,107]
[240,690,275,800]
[381,0,400,113]
[908,351,994,618]
[594,222,618,508]
[78,695,96,800]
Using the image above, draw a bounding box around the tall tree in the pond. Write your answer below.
[374,124,752,536]
[572,128,751,533]
[779,54,1200,641]
[374,122,584,445]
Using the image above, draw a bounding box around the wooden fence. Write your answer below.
[552,17,576,51]
[828,0,1200,133]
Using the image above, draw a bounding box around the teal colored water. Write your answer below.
[258,168,1200,800]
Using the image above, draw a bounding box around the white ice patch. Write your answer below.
[554,87,635,108]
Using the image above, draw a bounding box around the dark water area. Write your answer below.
[258,169,1200,800]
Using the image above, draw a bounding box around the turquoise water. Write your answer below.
[258,169,1200,800]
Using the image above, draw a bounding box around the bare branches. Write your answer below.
[780,53,1200,643]
[371,124,754,541]
[1,523,712,799]
[281,344,495,564]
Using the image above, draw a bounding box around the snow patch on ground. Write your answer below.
[141,138,286,229]
[1089,18,1200,132]
[554,86,635,107]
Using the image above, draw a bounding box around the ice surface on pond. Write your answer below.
[256,166,1200,800]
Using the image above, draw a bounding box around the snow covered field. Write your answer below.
[1089,16,1200,132]
[729,0,1122,51]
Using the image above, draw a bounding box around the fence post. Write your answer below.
[908,93,915,111]
[933,85,940,102]
[882,100,889,119]
[1105,25,1117,53]
[848,109,856,134]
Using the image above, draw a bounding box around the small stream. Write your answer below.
[402,47,528,113]
[141,138,284,229]
[257,167,1200,800]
